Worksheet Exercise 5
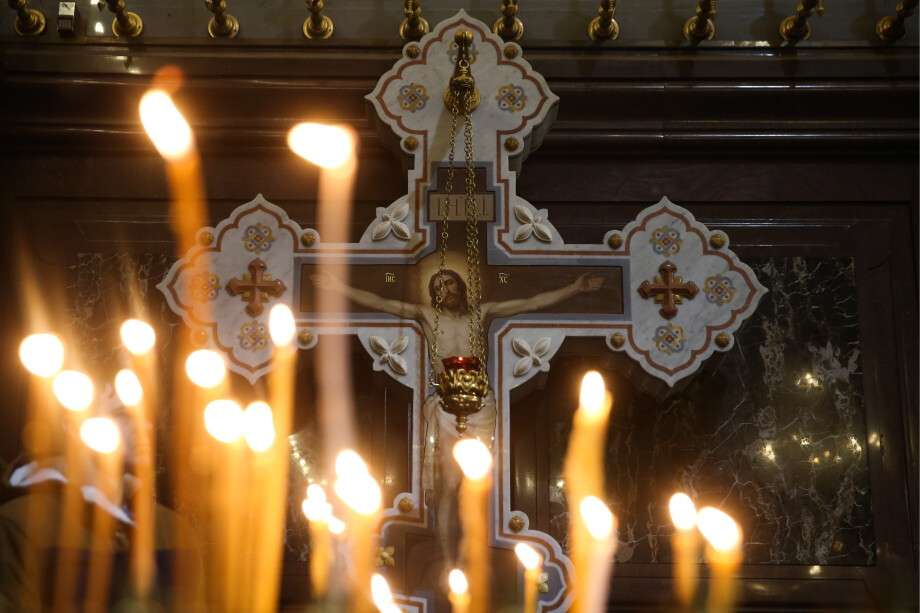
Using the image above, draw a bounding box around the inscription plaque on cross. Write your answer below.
[227,258,287,317]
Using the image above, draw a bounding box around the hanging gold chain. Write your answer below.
[462,108,486,368]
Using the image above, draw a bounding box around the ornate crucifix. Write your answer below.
[159,11,766,611]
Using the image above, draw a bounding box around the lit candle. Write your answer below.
[448,569,470,613]
[668,493,699,609]
[18,333,65,379]
[563,371,612,613]
[514,543,542,613]
[288,122,359,478]
[371,573,401,612]
[119,317,157,598]
[334,449,382,613]
[302,484,333,598]
[696,507,742,613]
[578,496,617,613]
[452,439,492,613]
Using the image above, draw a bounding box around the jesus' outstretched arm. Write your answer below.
[482,272,604,319]
[311,272,422,320]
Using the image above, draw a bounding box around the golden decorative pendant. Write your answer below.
[437,356,489,434]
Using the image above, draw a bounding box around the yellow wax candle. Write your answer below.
[453,439,493,613]
[302,484,333,598]
[697,507,742,613]
[333,449,381,613]
[579,496,617,613]
[668,492,699,609]
[563,371,613,613]
[514,543,542,613]
[448,569,470,613]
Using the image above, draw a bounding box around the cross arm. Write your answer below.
[483,272,603,319]
[312,271,422,320]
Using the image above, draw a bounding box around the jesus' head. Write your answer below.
[428,269,469,314]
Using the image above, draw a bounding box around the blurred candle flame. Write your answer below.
[80,417,121,454]
[242,401,276,452]
[268,304,296,348]
[139,90,194,160]
[697,507,741,552]
[327,515,346,535]
[185,349,227,389]
[579,370,608,419]
[370,573,394,610]
[448,568,469,595]
[120,319,156,356]
[287,122,355,169]
[452,438,492,480]
[668,492,698,531]
[333,449,381,515]
[302,483,332,522]
[579,496,615,541]
[19,333,65,378]
[114,368,143,407]
[52,370,95,412]
[203,399,243,443]
[514,543,541,570]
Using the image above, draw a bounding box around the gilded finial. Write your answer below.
[104,0,143,38]
[303,0,333,40]
[8,0,45,36]
[444,30,480,113]
[876,0,918,42]
[779,0,824,43]
[399,0,429,42]
[683,0,716,43]
[493,0,524,42]
[205,0,239,38]
[588,0,619,41]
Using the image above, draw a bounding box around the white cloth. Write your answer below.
[421,390,496,493]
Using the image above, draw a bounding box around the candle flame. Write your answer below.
[452,438,492,480]
[448,568,468,595]
[287,122,355,169]
[370,573,394,610]
[203,399,243,443]
[185,349,227,389]
[579,496,615,541]
[242,401,275,452]
[52,370,95,412]
[19,333,65,378]
[579,370,608,418]
[119,319,156,356]
[269,303,297,347]
[333,449,382,515]
[668,492,697,531]
[514,542,541,571]
[327,515,346,535]
[80,417,121,454]
[302,483,332,522]
[697,507,741,552]
[114,368,143,407]
[139,90,193,160]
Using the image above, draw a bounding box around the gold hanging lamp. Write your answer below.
[431,30,489,435]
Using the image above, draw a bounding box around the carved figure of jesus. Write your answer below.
[312,270,603,563]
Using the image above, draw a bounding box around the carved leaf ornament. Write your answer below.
[369,335,410,376]
[511,336,552,377]
[372,202,412,241]
[513,205,553,243]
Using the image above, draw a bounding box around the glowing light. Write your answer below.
[762,442,776,462]
[809,565,821,576]
[269,303,297,347]
[114,369,143,407]
[514,543,541,570]
[203,399,243,443]
[52,370,94,412]
[185,350,226,389]
[556,478,565,488]
[287,122,355,169]
[579,370,607,418]
[327,515,346,535]
[19,333,65,378]
[120,319,156,355]
[80,417,121,454]
[452,438,492,480]
[668,493,697,531]
[242,401,275,452]
[697,507,741,552]
[94,21,104,34]
[579,496,615,541]
[139,90,193,160]
[370,574,394,610]
[334,449,382,515]
[302,483,332,522]
[448,569,469,595]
